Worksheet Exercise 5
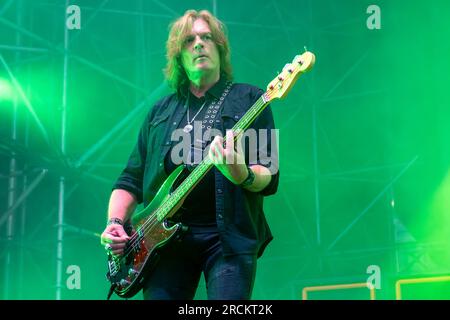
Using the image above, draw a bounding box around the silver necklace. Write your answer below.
[184,99,207,133]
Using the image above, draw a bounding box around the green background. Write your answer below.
[0,0,449,299]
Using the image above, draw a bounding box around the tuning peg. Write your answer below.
[283,64,293,73]
[274,70,282,80]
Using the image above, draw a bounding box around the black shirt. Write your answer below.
[113,76,279,258]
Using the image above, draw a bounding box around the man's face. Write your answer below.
[180,19,220,80]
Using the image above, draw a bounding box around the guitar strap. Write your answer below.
[187,81,233,168]
[201,80,233,131]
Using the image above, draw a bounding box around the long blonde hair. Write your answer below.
[164,10,233,93]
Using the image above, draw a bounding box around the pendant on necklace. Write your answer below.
[183,124,193,133]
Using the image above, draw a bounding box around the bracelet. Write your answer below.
[107,217,124,226]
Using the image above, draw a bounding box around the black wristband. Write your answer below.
[107,217,123,226]
[240,166,255,188]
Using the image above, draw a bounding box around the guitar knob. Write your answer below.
[119,279,131,287]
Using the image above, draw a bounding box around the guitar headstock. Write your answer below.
[265,51,315,102]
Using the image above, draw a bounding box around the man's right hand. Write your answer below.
[100,224,130,256]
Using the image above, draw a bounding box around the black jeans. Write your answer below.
[142,226,257,300]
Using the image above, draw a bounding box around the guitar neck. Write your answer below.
[155,93,270,221]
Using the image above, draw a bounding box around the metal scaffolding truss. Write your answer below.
[0,0,165,299]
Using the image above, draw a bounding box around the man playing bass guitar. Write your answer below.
[100,9,279,300]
